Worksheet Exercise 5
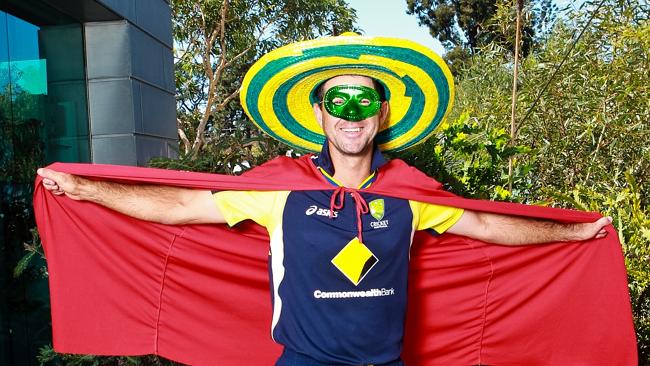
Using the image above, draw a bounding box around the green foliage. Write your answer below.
[149,126,297,174]
[515,1,650,199]
[406,0,558,72]
[37,345,181,366]
[453,0,649,201]
[173,0,358,157]
[13,227,46,278]
[397,111,534,201]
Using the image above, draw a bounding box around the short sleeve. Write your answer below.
[409,200,464,234]
[212,190,289,230]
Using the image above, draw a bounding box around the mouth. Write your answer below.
[341,127,362,133]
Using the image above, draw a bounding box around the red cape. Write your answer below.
[34,156,637,365]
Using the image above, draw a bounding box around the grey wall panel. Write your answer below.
[135,135,177,165]
[138,81,176,138]
[97,0,171,47]
[83,0,176,166]
[130,27,170,92]
[134,0,172,47]
[96,0,135,21]
[132,81,143,132]
[91,134,136,165]
[162,42,174,92]
[84,20,130,79]
[87,79,136,135]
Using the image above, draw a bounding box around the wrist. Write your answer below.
[565,223,589,242]
[75,177,98,202]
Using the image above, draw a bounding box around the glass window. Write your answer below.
[0,9,90,365]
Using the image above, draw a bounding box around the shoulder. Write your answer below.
[242,155,314,177]
[239,154,327,190]
[377,158,444,191]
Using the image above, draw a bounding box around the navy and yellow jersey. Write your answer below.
[212,145,463,365]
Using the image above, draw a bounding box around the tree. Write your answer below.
[406,0,557,73]
[173,0,358,168]
[435,0,649,360]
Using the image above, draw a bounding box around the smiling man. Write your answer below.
[37,33,614,366]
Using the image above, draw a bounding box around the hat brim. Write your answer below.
[240,34,454,153]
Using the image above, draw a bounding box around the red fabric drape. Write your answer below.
[34,156,637,365]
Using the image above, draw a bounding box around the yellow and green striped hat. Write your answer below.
[240,33,454,153]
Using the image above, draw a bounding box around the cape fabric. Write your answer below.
[33,156,637,365]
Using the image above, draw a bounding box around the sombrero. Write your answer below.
[240,32,454,153]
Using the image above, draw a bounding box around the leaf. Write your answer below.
[13,250,36,278]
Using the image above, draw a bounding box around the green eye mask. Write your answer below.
[323,85,382,121]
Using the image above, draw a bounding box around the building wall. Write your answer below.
[0,0,178,165]
[87,0,177,165]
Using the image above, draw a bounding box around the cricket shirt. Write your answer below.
[213,145,463,365]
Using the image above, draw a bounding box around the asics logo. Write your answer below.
[305,205,338,218]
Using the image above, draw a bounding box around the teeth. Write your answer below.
[342,128,361,132]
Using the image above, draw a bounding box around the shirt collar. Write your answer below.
[312,143,387,188]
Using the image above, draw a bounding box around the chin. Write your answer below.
[339,143,373,156]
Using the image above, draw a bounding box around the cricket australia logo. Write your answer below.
[369,199,389,229]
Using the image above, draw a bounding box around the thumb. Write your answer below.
[597,216,613,226]
[592,216,613,239]
[37,168,63,184]
[37,167,57,179]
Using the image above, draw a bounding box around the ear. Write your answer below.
[313,102,324,128]
[379,101,390,127]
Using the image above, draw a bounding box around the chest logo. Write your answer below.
[369,199,385,221]
[305,205,338,218]
[331,237,378,286]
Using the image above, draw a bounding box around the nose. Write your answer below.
[342,103,363,121]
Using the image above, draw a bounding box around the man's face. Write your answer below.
[313,75,389,157]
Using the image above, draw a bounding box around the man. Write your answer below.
[38,34,616,365]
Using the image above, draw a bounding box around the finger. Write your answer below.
[37,168,63,182]
[43,181,59,189]
[595,216,613,226]
[42,181,59,190]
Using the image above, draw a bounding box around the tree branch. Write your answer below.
[224,20,276,68]
[177,118,191,155]
[508,0,523,193]
[190,0,230,157]
[211,0,230,90]
[216,88,241,112]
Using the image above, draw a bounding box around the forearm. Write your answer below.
[38,167,225,224]
[447,210,610,246]
[76,178,197,224]
[474,213,582,245]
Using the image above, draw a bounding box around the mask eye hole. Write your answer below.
[359,98,371,106]
[332,97,345,106]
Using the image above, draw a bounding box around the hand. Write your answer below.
[574,216,613,241]
[37,168,85,200]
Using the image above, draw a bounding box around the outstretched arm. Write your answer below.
[447,210,612,245]
[37,168,226,225]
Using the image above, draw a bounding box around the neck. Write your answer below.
[328,144,373,188]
